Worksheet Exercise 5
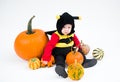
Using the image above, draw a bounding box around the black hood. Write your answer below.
[56,12,75,35]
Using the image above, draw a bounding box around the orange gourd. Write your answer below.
[66,48,84,66]
[47,55,55,67]
[14,16,48,60]
[41,55,55,67]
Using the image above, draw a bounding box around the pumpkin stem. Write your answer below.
[81,40,84,46]
[72,47,79,54]
[31,58,36,62]
[75,59,77,65]
[27,16,35,34]
[72,41,82,53]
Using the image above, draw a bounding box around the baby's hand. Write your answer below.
[41,60,48,67]
[41,55,55,67]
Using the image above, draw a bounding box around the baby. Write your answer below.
[41,12,97,78]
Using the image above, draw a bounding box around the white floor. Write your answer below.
[0,0,120,82]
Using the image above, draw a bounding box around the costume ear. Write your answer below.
[56,15,82,20]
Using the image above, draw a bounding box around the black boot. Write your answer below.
[55,65,68,78]
[83,59,97,68]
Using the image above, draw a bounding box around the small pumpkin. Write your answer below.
[28,57,41,70]
[67,60,84,80]
[81,40,90,55]
[47,55,55,67]
[41,55,55,67]
[66,49,84,66]
[14,16,48,60]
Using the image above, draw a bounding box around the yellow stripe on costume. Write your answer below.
[56,41,74,47]
[55,31,74,47]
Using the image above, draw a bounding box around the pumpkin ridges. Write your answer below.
[67,60,84,80]
[92,48,104,60]
[34,63,38,70]
[28,57,41,70]
[36,61,41,67]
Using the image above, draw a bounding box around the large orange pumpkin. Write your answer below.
[14,16,48,60]
[66,50,84,66]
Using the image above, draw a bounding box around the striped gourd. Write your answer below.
[92,48,104,60]
[67,60,84,80]
[28,57,41,70]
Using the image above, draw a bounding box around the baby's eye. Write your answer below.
[68,27,71,28]
[68,26,72,29]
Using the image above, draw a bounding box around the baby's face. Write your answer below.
[61,24,72,35]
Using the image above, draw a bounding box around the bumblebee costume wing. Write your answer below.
[45,30,56,35]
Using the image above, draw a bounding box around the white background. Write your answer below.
[0,0,120,82]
